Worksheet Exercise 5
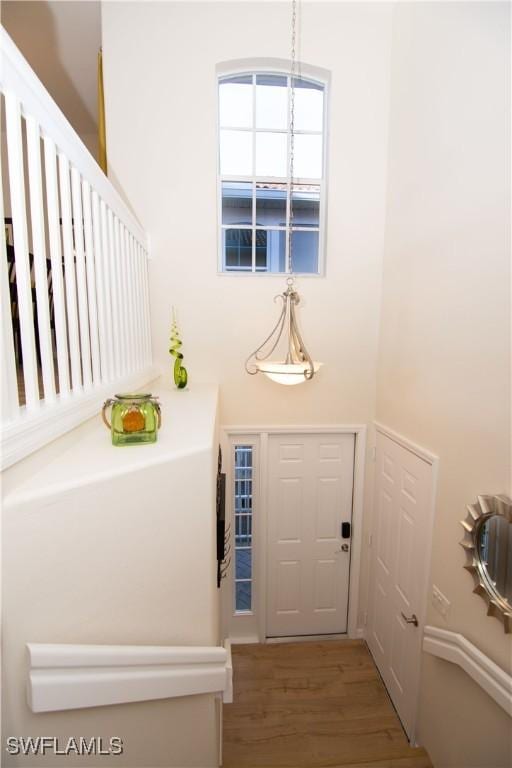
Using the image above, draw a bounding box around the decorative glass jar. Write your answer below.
[102,393,161,446]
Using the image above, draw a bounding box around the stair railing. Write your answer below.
[0,28,155,469]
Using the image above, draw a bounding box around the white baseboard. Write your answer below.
[228,635,260,645]
[265,633,349,644]
[423,626,512,717]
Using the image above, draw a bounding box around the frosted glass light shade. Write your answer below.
[256,361,323,386]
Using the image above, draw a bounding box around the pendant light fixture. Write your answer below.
[245,0,322,386]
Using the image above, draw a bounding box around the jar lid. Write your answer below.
[114,392,153,400]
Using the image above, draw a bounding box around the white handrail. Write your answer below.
[423,625,512,717]
[27,643,231,713]
[0,28,146,246]
[0,27,155,468]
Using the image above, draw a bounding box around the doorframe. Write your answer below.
[221,424,367,642]
[370,422,439,746]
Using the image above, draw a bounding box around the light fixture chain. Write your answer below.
[288,0,297,276]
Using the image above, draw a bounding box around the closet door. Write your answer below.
[367,430,435,739]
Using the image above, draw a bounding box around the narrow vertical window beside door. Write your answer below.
[234,445,253,612]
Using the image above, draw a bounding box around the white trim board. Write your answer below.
[221,424,367,641]
[423,626,512,718]
[374,422,438,466]
[27,643,231,713]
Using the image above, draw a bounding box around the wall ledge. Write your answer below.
[423,626,512,717]
[27,643,230,713]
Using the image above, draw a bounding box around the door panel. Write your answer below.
[367,431,434,739]
[267,433,355,637]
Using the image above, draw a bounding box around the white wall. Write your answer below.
[377,3,511,766]
[102,0,392,427]
[1,1,101,159]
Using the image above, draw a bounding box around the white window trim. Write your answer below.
[216,58,331,277]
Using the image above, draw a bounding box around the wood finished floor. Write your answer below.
[222,641,432,768]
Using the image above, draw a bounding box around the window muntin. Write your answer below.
[218,72,326,274]
[234,445,253,612]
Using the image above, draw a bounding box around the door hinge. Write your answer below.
[368,533,373,548]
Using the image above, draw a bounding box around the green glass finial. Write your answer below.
[169,308,188,389]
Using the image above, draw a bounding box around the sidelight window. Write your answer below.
[234,445,253,612]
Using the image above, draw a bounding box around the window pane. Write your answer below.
[255,183,287,226]
[256,74,288,130]
[222,182,252,225]
[291,185,320,228]
[291,229,319,273]
[236,549,252,580]
[255,229,286,273]
[224,229,252,270]
[255,230,268,271]
[294,134,322,179]
[293,78,324,132]
[236,581,252,611]
[219,75,253,128]
[255,132,287,177]
[220,130,253,176]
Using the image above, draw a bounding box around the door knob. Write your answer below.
[335,543,349,553]
[401,612,418,627]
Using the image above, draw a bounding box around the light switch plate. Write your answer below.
[432,585,450,618]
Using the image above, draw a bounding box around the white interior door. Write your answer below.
[367,430,435,739]
[266,433,355,637]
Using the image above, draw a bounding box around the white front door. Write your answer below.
[266,434,355,637]
[367,430,435,739]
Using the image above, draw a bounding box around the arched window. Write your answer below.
[217,63,328,275]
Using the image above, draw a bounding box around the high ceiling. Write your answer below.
[1,1,101,139]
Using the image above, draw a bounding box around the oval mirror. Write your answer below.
[477,514,512,605]
[461,495,512,633]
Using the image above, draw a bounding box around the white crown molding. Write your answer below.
[27,642,231,713]
[423,626,512,717]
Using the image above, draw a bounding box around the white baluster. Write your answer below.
[82,180,101,384]
[43,136,70,397]
[132,236,143,372]
[26,115,56,402]
[137,243,146,366]
[58,153,82,390]
[116,221,127,375]
[70,166,92,389]
[0,146,19,421]
[142,248,152,366]
[98,198,115,381]
[108,209,121,378]
[124,227,135,374]
[114,217,128,376]
[5,92,39,409]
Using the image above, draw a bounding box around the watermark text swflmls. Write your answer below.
[6,736,124,756]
